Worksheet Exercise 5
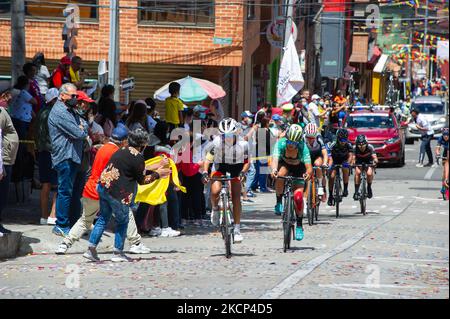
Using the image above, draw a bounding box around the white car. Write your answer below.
[406,96,448,144]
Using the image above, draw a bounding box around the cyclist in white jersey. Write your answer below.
[203,118,250,243]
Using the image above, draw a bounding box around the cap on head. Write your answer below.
[77,91,94,103]
[282,103,294,112]
[111,123,129,141]
[60,56,71,65]
[241,110,252,118]
[311,94,321,101]
[272,114,282,121]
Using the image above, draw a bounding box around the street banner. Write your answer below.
[437,40,449,61]
[277,36,304,105]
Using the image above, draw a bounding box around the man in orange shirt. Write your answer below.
[55,124,154,255]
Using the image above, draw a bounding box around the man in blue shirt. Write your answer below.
[48,83,88,236]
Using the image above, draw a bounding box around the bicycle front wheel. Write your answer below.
[360,182,367,216]
[334,179,341,218]
[283,196,293,252]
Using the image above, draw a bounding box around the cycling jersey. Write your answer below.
[273,137,311,166]
[305,135,326,163]
[354,144,376,164]
[437,136,449,158]
[206,135,249,165]
[329,141,353,164]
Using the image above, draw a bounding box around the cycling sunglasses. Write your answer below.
[338,138,348,143]
[286,140,300,147]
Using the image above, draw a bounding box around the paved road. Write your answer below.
[0,141,448,299]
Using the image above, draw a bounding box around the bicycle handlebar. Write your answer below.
[276,176,305,182]
[210,176,237,182]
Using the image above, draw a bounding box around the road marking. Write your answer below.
[319,283,431,289]
[259,200,416,299]
[353,256,449,263]
[318,284,414,298]
[424,167,436,180]
[240,219,281,224]
[413,196,443,201]
[378,241,449,251]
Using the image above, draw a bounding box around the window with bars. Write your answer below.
[0,0,98,20]
[139,0,215,27]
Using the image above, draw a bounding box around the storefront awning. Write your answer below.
[349,33,369,63]
[374,54,389,73]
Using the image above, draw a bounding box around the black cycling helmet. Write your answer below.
[356,134,368,146]
[337,129,349,142]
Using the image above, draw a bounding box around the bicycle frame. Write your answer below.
[278,176,305,252]
[211,176,235,258]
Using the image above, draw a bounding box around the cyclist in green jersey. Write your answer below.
[270,124,313,241]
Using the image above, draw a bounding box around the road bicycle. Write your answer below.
[306,166,326,226]
[211,176,235,259]
[353,164,376,215]
[330,164,345,218]
[277,176,305,253]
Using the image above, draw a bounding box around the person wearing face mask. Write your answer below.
[48,83,89,237]
[34,88,59,226]
[67,91,96,227]
[293,98,309,127]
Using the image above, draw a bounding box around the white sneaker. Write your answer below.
[129,243,151,254]
[210,209,220,226]
[47,217,57,225]
[149,227,162,237]
[111,251,131,262]
[432,163,439,168]
[234,230,243,244]
[40,218,48,225]
[160,227,181,238]
[416,163,424,168]
[318,187,325,196]
[55,243,69,255]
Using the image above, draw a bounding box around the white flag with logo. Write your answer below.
[277,35,304,105]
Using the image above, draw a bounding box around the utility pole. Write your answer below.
[283,0,295,49]
[11,0,26,86]
[108,0,120,101]
[423,0,429,78]
[408,20,413,95]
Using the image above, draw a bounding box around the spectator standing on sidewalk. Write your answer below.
[23,62,44,114]
[96,85,117,138]
[83,129,165,262]
[411,108,434,167]
[0,86,19,235]
[34,88,59,226]
[48,83,88,236]
[165,82,184,133]
[50,56,71,89]
[32,52,50,96]
[69,56,86,90]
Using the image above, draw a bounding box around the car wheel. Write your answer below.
[405,138,414,145]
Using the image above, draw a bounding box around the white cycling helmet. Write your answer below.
[304,123,319,138]
[219,118,238,134]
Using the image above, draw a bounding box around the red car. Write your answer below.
[343,109,407,166]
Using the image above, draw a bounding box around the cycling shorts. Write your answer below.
[212,163,244,180]
[278,160,306,186]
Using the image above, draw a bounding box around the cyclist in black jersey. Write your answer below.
[328,129,354,206]
[352,135,378,200]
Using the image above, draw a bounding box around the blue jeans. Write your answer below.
[89,185,130,251]
[246,162,256,193]
[69,169,87,227]
[0,165,12,222]
[251,160,268,192]
[54,160,80,229]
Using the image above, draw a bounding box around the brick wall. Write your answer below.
[0,0,258,67]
